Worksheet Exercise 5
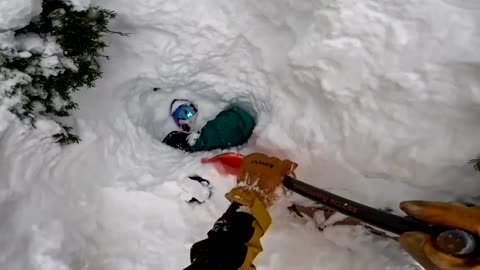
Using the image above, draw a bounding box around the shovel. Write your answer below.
[203,152,478,255]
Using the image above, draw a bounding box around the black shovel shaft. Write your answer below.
[282,176,441,235]
[283,176,480,255]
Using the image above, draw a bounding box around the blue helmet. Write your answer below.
[170,99,198,131]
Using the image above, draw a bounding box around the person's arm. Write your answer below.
[184,200,269,270]
[184,153,297,270]
[399,201,480,270]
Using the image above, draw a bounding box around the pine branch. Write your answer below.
[4,0,125,144]
[53,125,81,144]
[106,30,130,36]
[470,158,480,172]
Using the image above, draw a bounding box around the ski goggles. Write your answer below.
[171,103,198,127]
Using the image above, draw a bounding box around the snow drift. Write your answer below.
[1,0,480,269]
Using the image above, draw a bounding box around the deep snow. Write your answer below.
[2,0,480,269]
[0,0,42,31]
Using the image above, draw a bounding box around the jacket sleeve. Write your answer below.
[190,107,256,152]
[184,190,271,270]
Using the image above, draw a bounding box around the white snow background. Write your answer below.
[2,0,480,269]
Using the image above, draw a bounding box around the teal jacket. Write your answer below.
[191,107,255,152]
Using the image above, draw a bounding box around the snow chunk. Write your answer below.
[17,51,32,58]
[63,0,91,11]
[179,177,211,203]
[42,36,63,56]
[16,33,46,54]
[35,118,63,136]
[0,31,16,50]
[324,212,349,227]
[187,131,200,145]
[0,68,31,99]
[0,0,42,31]
[0,31,17,62]
[16,34,77,77]
[313,210,326,225]
[40,55,61,77]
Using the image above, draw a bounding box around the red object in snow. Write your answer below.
[201,152,244,176]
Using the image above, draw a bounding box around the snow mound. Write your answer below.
[2,0,480,270]
[0,0,42,31]
[64,0,90,11]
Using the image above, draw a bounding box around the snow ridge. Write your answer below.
[1,0,480,269]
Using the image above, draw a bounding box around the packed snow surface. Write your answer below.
[0,0,42,31]
[2,0,480,269]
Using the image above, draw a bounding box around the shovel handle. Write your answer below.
[282,176,478,255]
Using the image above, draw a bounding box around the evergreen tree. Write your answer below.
[471,158,480,172]
[2,0,125,144]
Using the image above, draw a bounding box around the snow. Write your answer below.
[0,0,42,31]
[64,0,91,11]
[0,30,78,132]
[179,177,211,203]
[16,34,74,77]
[1,0,480,270]
[0,67,31,124]
[0,31,16,56]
